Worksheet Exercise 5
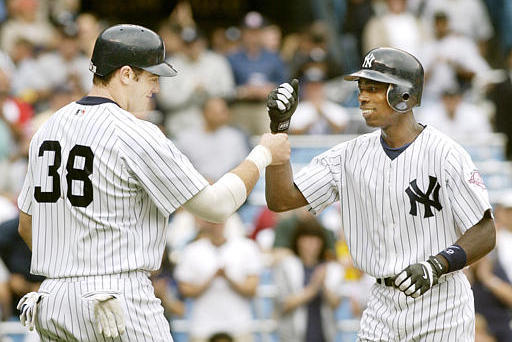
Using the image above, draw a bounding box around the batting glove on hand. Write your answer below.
[394,256,447,298]
[91,293,126,338]
[17,292,44,331]
[267,79,299,133]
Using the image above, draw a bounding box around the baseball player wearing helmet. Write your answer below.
[16,24,290,341]
[265,47,495,341]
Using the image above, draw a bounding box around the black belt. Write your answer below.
[376,277,395,287]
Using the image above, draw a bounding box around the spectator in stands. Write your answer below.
[208,332,234,342]
[418,0,494,49]
[289,67,349,135]
[0,216,45,317]
[475,313,498,342]
[228,11,287,136]
[362,0,428,57]
[158,20,184,59]
[210,26,241,56]
[288,22,343,81]
[175,97,249,182]
[0,0,56,57]
[174,216,263,342]
[419,10,491,103]
[488,48,512,159]
[273,208,337,259]
[37,25,92,94]
[0,68,35,202]
[0,260,11,320]
[157,26,235,137]
[416,85,491,138]
[342,0,374,71]
[76,12,102,58]
[472,255,512,342]
[469,193,512,342]
[9,38,47,102]
[151,246,185,320]
[274,218,344,342]
[493,193,512,285]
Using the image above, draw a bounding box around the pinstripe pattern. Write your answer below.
[357,272,474,341]
[35,272,172,341]
[18,98,208,278]
[294,125,490,340]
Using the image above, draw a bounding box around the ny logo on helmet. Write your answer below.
[405,176,442,218]
[362,53,376,68]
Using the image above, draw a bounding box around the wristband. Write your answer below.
[438,244,467,273]
[246,145,272,176]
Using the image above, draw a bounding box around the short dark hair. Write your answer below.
[208,332,234,342]
[290,217,329,262]
[92,66,145,86]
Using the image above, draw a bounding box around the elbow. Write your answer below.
[266,196,290,213]
[18,223,27,241]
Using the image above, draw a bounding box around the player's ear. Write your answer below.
[118,66,133,85]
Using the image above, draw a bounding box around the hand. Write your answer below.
[267,79,299,133]
[259,133,291,165]
[90,293,125,338]
[309,264,327,292]
[393,256,447,298]
[17,292,44,331]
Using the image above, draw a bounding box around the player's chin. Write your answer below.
[363,117,379,127]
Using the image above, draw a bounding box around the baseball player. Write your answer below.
[265,47,496,341]
[16,24,290,341]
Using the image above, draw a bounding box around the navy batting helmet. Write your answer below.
[89,24,177,77]
[345,47,424,112]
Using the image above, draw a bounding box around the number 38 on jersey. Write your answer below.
[34,140,94,207]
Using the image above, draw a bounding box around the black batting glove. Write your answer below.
[267,79,299,133]
[393,256,447,298]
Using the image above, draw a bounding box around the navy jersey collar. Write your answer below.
[76,96,120,107]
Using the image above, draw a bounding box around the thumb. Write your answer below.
[290,78,299,95]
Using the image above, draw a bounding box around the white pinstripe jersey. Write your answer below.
[18,97,208,278]
[295,125,491,278]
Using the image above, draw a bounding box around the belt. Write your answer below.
[376,277,395,287]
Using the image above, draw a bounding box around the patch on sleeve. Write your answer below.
[468,170,486,189]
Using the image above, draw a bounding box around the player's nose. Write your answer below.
[153,81,160,94]
[358,91,369,103]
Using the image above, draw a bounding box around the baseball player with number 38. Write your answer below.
[15,24,290,341]
[265,47,496,341]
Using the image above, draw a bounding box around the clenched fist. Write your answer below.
[259,133,291,165]
[267,79,299,133]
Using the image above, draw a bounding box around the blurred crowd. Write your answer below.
[0,0,512,341]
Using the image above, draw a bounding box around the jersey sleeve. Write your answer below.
[294,147,341,215]
[117,121,209,217]
[17,147,34,215]
[445,147,491,233]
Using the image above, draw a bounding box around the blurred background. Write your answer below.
[0,0,512,341]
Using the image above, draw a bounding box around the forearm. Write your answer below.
[226,275,259,297]
[18,211,32,250]
[481,275,512,308]
[451,210,495,265]
[178,279,213,298]
[183,146,271,223]
[265,162,307,212]
[282,286,316,313]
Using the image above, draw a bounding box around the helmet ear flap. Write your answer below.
[387,84,416,112]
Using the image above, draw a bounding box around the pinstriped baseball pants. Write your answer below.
[34,271,173,341]
[358,271,474,342]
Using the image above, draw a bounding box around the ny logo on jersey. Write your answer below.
[405,176,442,218]
[362,53,376,68]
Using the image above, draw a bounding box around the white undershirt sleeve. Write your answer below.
[182,172,247,223]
